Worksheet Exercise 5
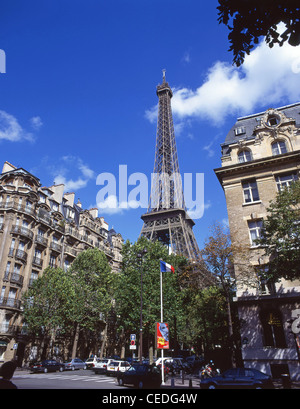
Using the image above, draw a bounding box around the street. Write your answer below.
[12,368,126,389]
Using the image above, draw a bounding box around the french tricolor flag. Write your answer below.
[160,260,175,273]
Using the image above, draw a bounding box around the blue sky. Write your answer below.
[1,0,300,249]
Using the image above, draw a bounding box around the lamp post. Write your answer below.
[137,248,147,364]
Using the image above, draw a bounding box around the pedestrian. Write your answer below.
[0,361,18,389]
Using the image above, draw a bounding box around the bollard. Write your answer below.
[189,378,192,388]
[181,370,185,384]
[171,378,175,387]
[281,373,291,389]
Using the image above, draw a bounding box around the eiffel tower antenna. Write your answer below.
[140,74,200,261]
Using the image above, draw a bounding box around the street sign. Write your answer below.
[130,334,136,349]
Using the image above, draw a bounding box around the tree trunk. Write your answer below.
[71,323,80,359]
[100,324,107,358]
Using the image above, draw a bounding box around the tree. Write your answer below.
[22,267,75,360]
[201,222,239,366]
[114,237,187,359]
[256,180,300,282]
[68,248,116,358]
[217,0,300,66]
[181,285,230,362]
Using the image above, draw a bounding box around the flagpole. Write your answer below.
[160,267,165,385]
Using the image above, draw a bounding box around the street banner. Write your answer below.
[155,322,169,349]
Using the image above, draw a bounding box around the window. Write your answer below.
[235,126,246,136]
[13,264,21,275]
[238,149,252,163]
[242,180,260,203]
[49,254,56,268]
[248,220,263,246]
[260,310,286,348]
[52,202,59,212]
[275,173,298,192]
[272,140,287,156]
[34,248,41,260]
[267,114,280,127]
[5,262,11,274]
[39,194,46,203]
[257,265,276,295]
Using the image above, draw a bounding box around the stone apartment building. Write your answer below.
[215,103,300,380]
[0,161,123,364]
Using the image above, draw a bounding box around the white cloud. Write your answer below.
[0,110,34,142]
[53,156,95,192]
[54,175,89,191]
[146,36,300,127]
[96,194,140,215]
[30,116,43,130]
[187,200,211,220]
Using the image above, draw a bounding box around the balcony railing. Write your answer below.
[0,297,21,310]
[0,323,17,335]
[11,225,34,240]
[50,242,62,252]
[32,256,43,267]
[15,249,27,262]
[35,235,48,246]
[3,272,24,286]
[64,246,77,257]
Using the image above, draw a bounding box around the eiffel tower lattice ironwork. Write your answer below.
[140,72,200,261]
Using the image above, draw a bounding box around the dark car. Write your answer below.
[200,368,274,389]
[29,359,64,373]
[117,364,161,389]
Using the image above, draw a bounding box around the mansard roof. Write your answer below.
[222,102,300,153]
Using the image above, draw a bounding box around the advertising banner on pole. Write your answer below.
[155,322,169,349]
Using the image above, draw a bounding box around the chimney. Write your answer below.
[88,208,98,219]
[64,192,75,207]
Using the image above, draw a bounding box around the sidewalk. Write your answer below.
[161,374,300,389]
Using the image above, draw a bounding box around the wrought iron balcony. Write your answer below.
[11,225,34,240]
[35,234,48,246]
[0,297,21,310]
[15,249,27,262]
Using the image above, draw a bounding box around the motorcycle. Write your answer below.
[201,362,220,379]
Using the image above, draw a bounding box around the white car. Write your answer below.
[93,358,113,374]
[85,356,98,369]
[106,360,131,376]
[155,357,173,366]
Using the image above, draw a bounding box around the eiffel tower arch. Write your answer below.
[140,72,200,261]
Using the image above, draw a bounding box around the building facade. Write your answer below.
[215,103,300,380]
[0,161,123,364]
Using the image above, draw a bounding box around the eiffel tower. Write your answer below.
[140,72,200,261]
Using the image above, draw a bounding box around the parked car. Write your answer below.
[200,368,274,389]
[29,359,64,373]
[155,357,184,375]
[85,356,98,369]
[117,364,161,389]
[93,358,113,374]
[63,358,86,371]
[106,360,131,376]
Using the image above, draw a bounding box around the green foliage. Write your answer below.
[22,248,115,337]
[217,1,300,66]
[182,285,229,351]
[22,267,75,336]
[115,237,187,346]
[256,181,300,282]
[69,248,115,330]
